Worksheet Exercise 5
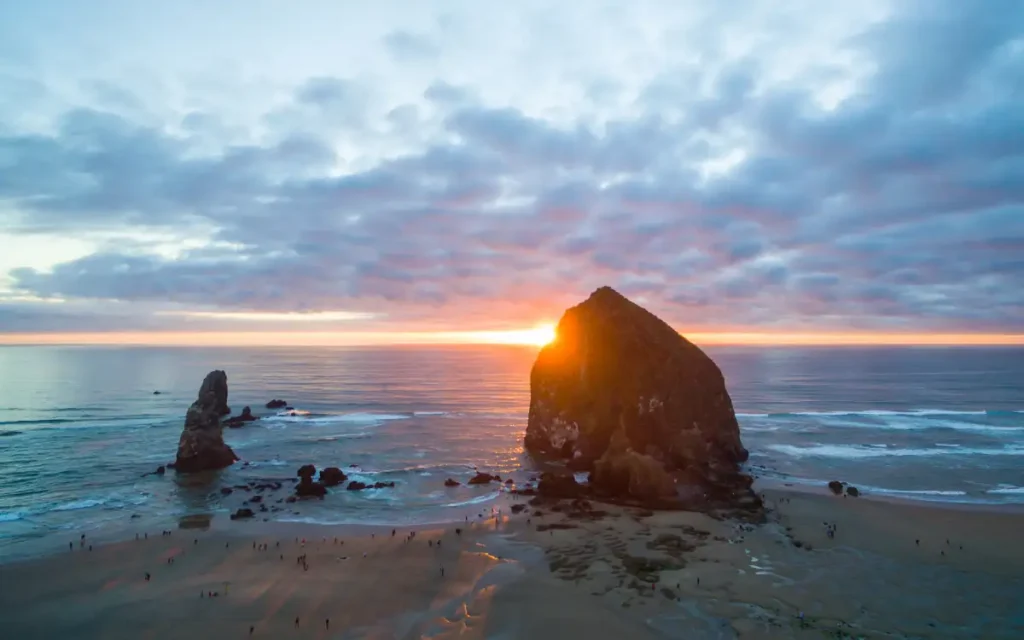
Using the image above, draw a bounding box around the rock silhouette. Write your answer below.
[225,406,258,428]
[172,371,239,473]
[525,287,753,509]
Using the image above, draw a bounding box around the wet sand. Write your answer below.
[2,489,1023,639]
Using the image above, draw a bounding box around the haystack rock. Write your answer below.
[525,287,753,508]
[172,370,239,473]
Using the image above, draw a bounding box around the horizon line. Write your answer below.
[1,330,1023,347]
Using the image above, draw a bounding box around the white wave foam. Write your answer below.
[442,492,500,508]
[740,409,1011,419]
[767,443,1024,459]
[263,412,411,427]
[988,485,1024,494]
[0,511,23,522]
[53,498,107,512]
[413,411,447,416]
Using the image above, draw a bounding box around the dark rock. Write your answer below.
[504,479,514,485]
[285,496,297,503]
[224,406,259,428]
[537,472,584,499]
[319,467,347,487]
[846,486,860,497]
[591,444,675,501]
[511,504,527,514]
[230,508,254,520]
[828,480,844,495]
[468,472,497,485]
[295,481,326,498]
[220,487,233,495]
[297,464,316,480]
[266,399,288,409]
[525,287,751,509]
[372,481,395,489]
[346,481,368,491]
[141,464,167,478]
[153,391,162,395]
[249,495,262,503]
[444,478,461,487]
[173,370,239,472]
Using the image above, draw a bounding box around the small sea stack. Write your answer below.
[172,370,239,473]
[525,286,756,511]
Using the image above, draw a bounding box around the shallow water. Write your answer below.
[1,344,1022,558]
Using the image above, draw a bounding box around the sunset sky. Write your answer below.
[0,1,1022,346]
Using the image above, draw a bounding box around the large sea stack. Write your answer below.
[173,370,239,473]
[525,287,754,508]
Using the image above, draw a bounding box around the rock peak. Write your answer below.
[526,289,756,511]
[172,370,239,473]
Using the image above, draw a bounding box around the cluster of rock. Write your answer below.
[523,287,760,515]
[828,480,860,497]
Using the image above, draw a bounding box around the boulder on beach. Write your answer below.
[828,480,844,495]
[846,486,860,497]
[346,481,368,491]
[537,472,584,499]
[172,370,239,473]
[230,508,254,520]
[444,478,461,487]
[225,406,258,428]
[266,399,288,409]
[525,287,753,509]
[319,467,347,487]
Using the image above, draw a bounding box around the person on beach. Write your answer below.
[326,619,330,630]
[144,572,150,582]
[295,617,300,628]
[249,625,254,636]
[69,542,73,551]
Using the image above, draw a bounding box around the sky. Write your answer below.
[0,0,1022,345]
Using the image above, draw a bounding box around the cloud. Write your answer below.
[383,30,440,62]
[0,0,1022,334]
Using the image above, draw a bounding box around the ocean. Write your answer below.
[1,344,1022,559]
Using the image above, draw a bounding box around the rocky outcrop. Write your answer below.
[444,478,461,487]
[846,486,860,497]
[225,406,258,427]
[525,287,753,510]
[468,472,499,485]
[537,472,585,499]
[230,508,254,520]
[295,464,326,498]
[266,399,288,409]
[828,480,844,495]
[319,467,347,487]
[172,370,239,473]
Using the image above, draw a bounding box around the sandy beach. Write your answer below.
[2,487,1023,639]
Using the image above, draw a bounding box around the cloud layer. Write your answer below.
[1,0,1022,334]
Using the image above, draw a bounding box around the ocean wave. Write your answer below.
[988,485,1024,494]
[413,411,448,416]
[53,499,107,512]
[0,511,24,522]
[262,411,412,427]
[0,418,79,426]
[738,409,1016,419]
[767,443,1024,459]
[442,492,501,508]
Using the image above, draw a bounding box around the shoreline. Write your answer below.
[3,485,1024,638]
[5,475,1024,566]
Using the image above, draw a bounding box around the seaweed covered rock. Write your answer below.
[525,287,751,508]
[172,370,239,473]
